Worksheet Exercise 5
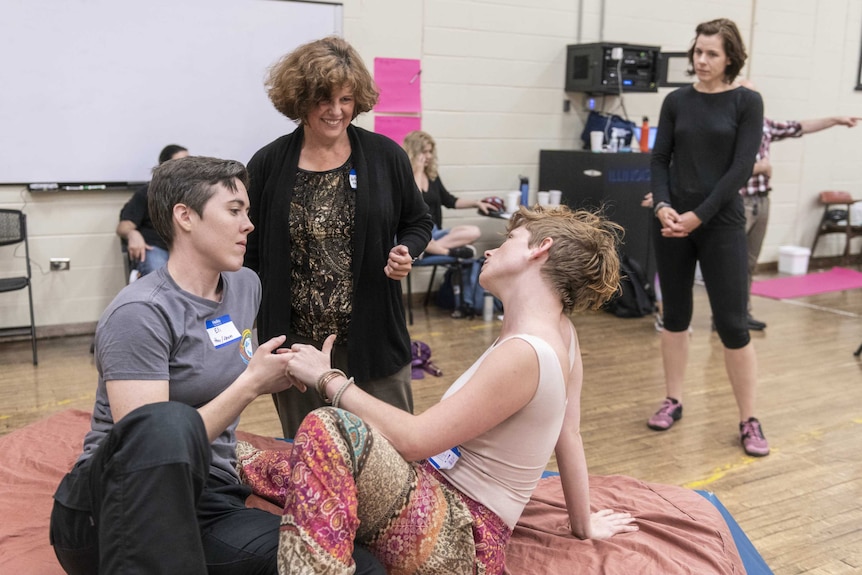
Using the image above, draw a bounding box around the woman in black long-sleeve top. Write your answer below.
[646,18,770,457]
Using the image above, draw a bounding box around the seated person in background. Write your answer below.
[273,205,638,574]
[403,130,499,259]
[116,144,188,277]
[50,156,384,575]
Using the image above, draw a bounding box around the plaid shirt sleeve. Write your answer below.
[740,118,803,196]
[763,118,803,145]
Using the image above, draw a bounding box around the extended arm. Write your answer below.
[555,345,591,537]
[555,330,638,539]
[107,335,296,442]
[454,197,499,214]
[799,116,859,134]
[285,335,540,461]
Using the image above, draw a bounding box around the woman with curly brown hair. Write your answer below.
[258,205,638,574]
[244,36,433,440]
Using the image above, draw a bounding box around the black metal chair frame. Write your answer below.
[405,255,471,325]
[810,191,862,264]
[0,209,38,364]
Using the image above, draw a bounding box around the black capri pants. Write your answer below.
[653,220,751,349]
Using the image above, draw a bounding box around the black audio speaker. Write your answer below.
[565,42,660,94]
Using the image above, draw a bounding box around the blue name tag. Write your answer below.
[205,315,242,349]
[429,446,461,470]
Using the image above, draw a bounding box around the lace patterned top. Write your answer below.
[289,160,355,343]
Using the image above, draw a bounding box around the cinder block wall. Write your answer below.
[2,0,860,330]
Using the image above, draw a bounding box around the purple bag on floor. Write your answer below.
[411,340,443,380]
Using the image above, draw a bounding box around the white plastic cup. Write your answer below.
[506,191,521,214]
[549,190,562,206]
[590,131,604,152]
[537,191,550,206]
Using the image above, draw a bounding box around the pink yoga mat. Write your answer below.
[751,267,862,299]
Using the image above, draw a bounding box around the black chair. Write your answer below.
[0,209,37,364]
[405,255,469,325]
[810,191,862,264]
[120,237,140,284]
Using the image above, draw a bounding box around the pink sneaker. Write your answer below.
[740,418,770,456]
[647,398,682,431]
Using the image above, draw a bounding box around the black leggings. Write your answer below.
[653,221,750,349]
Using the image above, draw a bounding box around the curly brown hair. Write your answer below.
[265,36,379,123]
[507,206,622,313]
[686,18,748,83]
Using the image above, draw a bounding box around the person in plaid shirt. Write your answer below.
[738,81,859,330]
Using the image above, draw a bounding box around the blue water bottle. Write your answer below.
[519,176,529,206]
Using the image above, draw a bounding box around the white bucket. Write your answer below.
[778,246,811,275]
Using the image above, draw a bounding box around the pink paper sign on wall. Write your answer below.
[374,115,421,147]
[374,57,421,113]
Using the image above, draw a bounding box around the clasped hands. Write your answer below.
[656,206,701,238]
[253,334,339,396]
[246,334,336,396]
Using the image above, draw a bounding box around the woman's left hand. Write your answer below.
[385,244,413,280]
[587,509,638,540]
[659,209,701,237]
[476,200,498,215]
[282,335,337,391]
[675,211,702,234]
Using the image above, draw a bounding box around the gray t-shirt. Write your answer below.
[79,265,260,483]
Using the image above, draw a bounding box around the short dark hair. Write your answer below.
[265,36,378,123]
[686,18,748,83]
[148,156,249,249]
[158,144,188,165]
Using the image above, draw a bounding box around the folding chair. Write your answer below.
[810,191,862,264]
[0,209,38,364]
[405,255,467,325]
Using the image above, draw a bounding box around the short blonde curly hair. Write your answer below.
[508,205,622,313]
[266,36,379,123]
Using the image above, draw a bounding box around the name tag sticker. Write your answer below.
[349,169,357,190]
[205,315,242,349]
[429,446,461,470]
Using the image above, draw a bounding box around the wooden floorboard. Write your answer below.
[2,266,861,574]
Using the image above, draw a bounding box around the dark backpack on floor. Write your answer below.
[604,254,656,318]
[436,258,503,317]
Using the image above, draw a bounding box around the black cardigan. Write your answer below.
[245,125,433,381]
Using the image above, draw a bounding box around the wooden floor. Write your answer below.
[2,266,861,575]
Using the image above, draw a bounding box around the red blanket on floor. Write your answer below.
[0,410,745,574]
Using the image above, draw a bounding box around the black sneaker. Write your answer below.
[447,245,476,259]
[747,315,767,330]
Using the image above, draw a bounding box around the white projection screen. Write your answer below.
[0,0,343,185]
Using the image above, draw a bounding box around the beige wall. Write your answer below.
[2,0,861,330]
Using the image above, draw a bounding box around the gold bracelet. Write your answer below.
[331,377,354,409]
[316,369,346,403]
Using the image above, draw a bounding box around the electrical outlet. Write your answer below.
[50,258,70,271]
